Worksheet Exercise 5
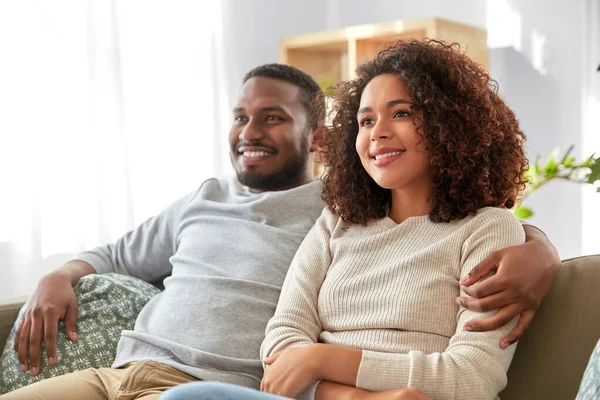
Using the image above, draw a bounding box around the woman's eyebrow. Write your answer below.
[387,98,412,107]
[357,99,412,116]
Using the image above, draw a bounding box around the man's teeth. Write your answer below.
[374,151,403,160]
[243,151,271,157]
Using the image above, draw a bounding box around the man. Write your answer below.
[3,64,560,399]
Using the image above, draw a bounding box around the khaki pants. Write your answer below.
[1,361,198,400]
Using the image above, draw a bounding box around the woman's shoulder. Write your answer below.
[465,207,525,241]
[473,206,520,223]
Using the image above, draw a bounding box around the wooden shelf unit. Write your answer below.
[280,18,488,87]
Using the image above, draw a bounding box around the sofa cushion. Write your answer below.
[0,273,160,394]
[501,255,600,399]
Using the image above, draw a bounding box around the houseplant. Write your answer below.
[513,147,600,219]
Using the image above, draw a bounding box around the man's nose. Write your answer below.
[239,120,264,142]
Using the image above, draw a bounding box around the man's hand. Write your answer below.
[14,260,94,375]
[261,346,320,398]
[457,227,560,348]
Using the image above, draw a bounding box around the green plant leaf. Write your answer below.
[513,206,534,220]
[317,76,336,97]
[543,149,559,177]
[597,186,600,193]
[563,156,576,168]
[582,154,595,168]
[588,159,600,184]
[560,145,574,164]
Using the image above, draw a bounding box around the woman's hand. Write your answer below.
[362,387,430,400]
[261,345,321,398]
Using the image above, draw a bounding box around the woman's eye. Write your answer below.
[394,110,410,118]
[359,118,374,127]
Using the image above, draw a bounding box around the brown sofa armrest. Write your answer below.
[0,298,26,350]
[502,254,600,400]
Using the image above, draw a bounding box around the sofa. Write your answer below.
[1,255,599,399]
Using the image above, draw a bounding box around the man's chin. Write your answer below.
[236,171,273,191]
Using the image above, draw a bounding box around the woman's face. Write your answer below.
[355,73,431,191]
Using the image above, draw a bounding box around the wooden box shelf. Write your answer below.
[280,17,488,88]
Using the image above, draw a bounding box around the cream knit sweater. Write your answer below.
[261,207,525,400]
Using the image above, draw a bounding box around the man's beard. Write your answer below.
[236,137,310,192]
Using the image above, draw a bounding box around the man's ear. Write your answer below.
[308,131,319,152]
[307,123,325,153]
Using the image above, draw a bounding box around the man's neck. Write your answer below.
[245,175,315,194]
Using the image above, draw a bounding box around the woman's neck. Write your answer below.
[388,181,432,224]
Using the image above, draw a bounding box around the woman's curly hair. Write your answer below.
[316,39,528,224]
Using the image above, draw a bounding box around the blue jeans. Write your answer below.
[159,381,292,400]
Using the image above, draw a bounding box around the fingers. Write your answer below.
[457,290,512,312]
[14,316,25,353]
[500,309,536,349]
[263,351,281,365]
[401,387,430,400]
[460,270,508,299]
[416,390,432,400]
[460,251,501,286]
[44,313,59,366]
[463,303,522,333]
[28,312,44,376]
[17,318,31,372]
[65,298,79,343]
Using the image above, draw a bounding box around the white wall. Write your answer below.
[488,0,586,259]
[220,0,594,259]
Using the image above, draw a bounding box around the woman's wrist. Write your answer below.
[309,343,362,386]
[308,343,328,379]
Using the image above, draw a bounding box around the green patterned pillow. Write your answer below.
[0,273,160,394]
[577,339,600,400]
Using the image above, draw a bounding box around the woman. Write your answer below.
[161,39,527,400]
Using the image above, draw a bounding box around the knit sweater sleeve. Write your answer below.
[356,208,526,400]
[260,207,335,359]
[72,190,196,283]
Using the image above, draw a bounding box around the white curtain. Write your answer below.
[0,0,227,299]
[582,0,600,256]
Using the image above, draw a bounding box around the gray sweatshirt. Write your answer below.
[74,177,325,389]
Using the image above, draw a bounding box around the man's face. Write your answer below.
[229,77,313,192]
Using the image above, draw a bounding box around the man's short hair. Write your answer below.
[243,64,325,131]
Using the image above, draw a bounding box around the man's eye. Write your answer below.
[266,115,282,121]
[359,118,374,127]
[234,116,247,122]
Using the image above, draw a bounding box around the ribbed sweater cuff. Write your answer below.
[356,350,410,392]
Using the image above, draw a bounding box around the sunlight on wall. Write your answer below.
[117,0,224,225]
[582,0,600,256]
[531,29,548,76]
[0,0,224,262]
[486,0,522,50]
